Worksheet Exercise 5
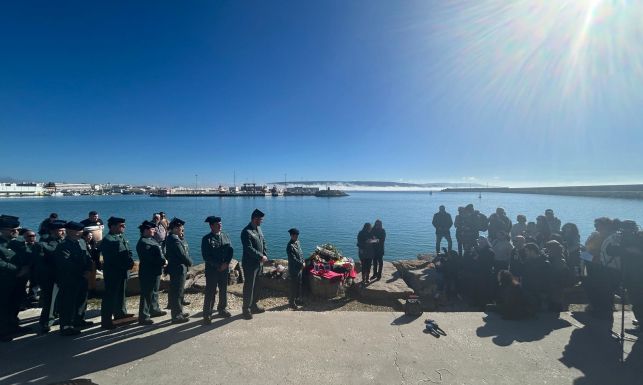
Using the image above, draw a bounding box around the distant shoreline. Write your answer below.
[442,184,643,200]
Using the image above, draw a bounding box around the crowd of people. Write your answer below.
[0,208,278,341]
[2,203,643,342]
[427,204,643,328]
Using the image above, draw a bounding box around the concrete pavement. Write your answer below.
[0,310,640,385]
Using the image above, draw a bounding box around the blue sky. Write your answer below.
[1,1,642,187]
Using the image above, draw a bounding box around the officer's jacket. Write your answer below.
[201,232,233,269]
[137,236,166,276]
[241,223,267,264]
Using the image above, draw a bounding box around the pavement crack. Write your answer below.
[391,313,407,384]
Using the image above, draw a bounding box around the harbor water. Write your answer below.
[1,192,642,264]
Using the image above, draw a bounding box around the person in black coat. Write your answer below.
[357,223,375,286]
[136,220,167,325]
[371,220,386,280]
[202,216,234,323]
[240,209,268,320]
[165,218,193,324]
[432,206,453,254]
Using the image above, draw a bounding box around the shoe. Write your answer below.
[634,319,640,326]
[289,303,298,310]
[202,317,212,325]
[370,275,378,281]
[114,313,135,320]
[138,319,154,326]
[626,327,642,335]
[74,320,95,328]
[295,300,305,307]
[181,300,191,306]
[242,311,253,320]
[182,312,190,318]
[61,328,81,336]
[100,323,118,330]
[171,316,189,324]
[250,306,265,314]
[150,310,168,318]
[219,310,232,318]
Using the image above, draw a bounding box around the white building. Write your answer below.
[0,183,45,197]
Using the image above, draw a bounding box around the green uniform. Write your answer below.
[55,238,92,330]
[9,241,41,328]
[201,232,234,317]
[100,233,134,326]
[0,237,20,337]
[287,239,305,305]
[38,237,63,329]
[166,234,192,318]
[136,236,166,321]
[241,223,267,312]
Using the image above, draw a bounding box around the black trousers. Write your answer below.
[242,262,261,311]
[203,268,229,316]
[58,278,87,329]
[360,258,373,281]
[169,265,187,318]
[372,256,384,278]
[436,232,453,253]
[38,278,59,328]
[139,274,161,321]
[289,271,302,304]
[0,282,15,336]
[101,273,128,325]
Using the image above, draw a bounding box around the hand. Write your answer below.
[261,255,268,263]
[163,260,168,267]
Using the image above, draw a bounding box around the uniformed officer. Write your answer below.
[241,209,268,320]
[287,228,305,310]
[136,220,167,325]
[201,216,234,324]
[166,218,192,324]
[100,217,134,329]
[0,215,27,341]
[37,219,66,333]
[55,221,93,336]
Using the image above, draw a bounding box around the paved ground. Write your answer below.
[0,309,640,385]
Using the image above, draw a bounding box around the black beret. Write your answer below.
[88,211,98,216]
[169,217,185,228]
[0,215,20,229]
[49,220,67,230]
[204,216,222,224]
[49,213,58,219]
[107,217,126,226]
[288,228,300,235]
[65,221,85,231]
[251,209,265,218]
[138,220,156,230]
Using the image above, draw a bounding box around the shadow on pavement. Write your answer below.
[0,314,241,384]
[559,312,643,385]
[476,311,572,346]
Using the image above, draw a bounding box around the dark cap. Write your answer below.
[49,213,58,219]
[88,211,98,216]
[251,209,265,218]
[0,215,20,229]
[138,220,156,230]
[49,220,67,230]
[107,217,126,226]
[288,228,300,235]
[169,217,185,228]
[65,221,85,231]
[204,216,222,224]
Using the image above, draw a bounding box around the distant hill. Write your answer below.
[268,181,486,191]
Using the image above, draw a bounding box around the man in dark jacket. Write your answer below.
[0,215,29,341]
[287,228,305,309]
[166,217,192,324]
[241,209,268,320]
[136,220,167,325]
[432,206,453,254]
[37,219,66,333]
[55,221,93,336]
[100,217,135,329]
[201,216,233,324]
[488,207,512,243]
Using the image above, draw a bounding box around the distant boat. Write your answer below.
[50,192,64,197]
[478,192,482,199]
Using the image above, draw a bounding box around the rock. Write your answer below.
[417,253,434,261]
[256,266,290,293]
[355,261,413,300]
[184,263,207,293]
[307,274,344,299]
[391,259,431,273]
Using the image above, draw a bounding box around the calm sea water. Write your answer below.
[1,192,642,263]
